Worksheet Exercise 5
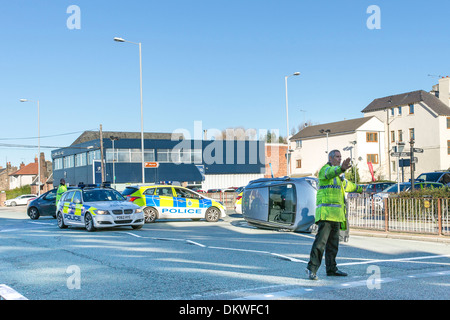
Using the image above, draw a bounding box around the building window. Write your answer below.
[75,153,87,167]
[191,149,202,164]
[391,131,395,143]
[367,154,379,164]
[88,150,100,165]
[409,104,414,114]
[295,140,302,148]
[296,159,302,168]
[64,155,74,168]
[366,132,378,142]
[448,141,450,155]
[157,149,170,162]
[54,158,63,170]
[447,117,450,129]
[391,108,395,116]
[409,128,415,141]
[398,130,403,142]
[398,106,402,115]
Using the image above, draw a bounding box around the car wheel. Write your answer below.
[205,207,220,222]
[28,207,40,220]
[143,207,157,223]
[57,212,68,229]
[84,213,96,232]
[11,202,16,207]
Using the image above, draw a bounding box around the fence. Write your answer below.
[347,195,450,236]
[203,192,238,211]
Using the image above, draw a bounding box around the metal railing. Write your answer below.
[347,195,450,236]
[203,192,238,211]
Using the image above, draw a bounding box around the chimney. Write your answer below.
[438,76,450,107]
[20,162,25,169]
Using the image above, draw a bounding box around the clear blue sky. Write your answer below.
[1,0,449,166]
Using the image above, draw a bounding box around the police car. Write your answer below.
[122,185,226,223]
[56,186,144,232]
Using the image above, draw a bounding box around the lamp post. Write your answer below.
[284,71,300,176]
[114,37,145,184]
[20,99,40,196]
[319,129,331,154]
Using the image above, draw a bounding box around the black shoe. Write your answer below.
[306,268,318,280]
[326,270,348,277]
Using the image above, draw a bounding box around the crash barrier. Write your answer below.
[347,195,450,236]
[0,284,28,300]
[203,192,238,210]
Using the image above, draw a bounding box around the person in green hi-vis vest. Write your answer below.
[306,150,363,280]
[56,178,67,207]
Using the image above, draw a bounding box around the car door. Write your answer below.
[154,187,175,218]
[61,191,75,224]
[39,189,57,216]
[173,187,202,218]
[72,191,84,221]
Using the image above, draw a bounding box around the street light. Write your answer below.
[20,99,40,196]
[285,72,300,176]
[114,36,145,184]
[319,129,331,154]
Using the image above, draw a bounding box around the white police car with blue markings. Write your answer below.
[56,186,144,232]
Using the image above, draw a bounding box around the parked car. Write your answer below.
[27,187,76,220]
[234,192,243,214]
[373,182,444,209]
[416,171,450,185]
[122,185,226,223]
[363,182,396,197]
[242,177,318,232]
[5,194,37,207]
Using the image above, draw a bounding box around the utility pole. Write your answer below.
[409,138,415,188]
[100,124,105,183]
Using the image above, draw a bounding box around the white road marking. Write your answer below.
[236,270,450,300]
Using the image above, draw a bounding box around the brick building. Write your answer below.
[264,143,288,178]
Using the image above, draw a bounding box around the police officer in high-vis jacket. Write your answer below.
[56,178,67,207]
[306,149,363,280]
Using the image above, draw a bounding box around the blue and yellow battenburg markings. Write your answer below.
[60,202,96,222]
[144,194,219,214]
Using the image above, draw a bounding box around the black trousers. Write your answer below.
[307,220,340,274]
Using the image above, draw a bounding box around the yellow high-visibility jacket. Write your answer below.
[56,184,67,203]
[315,163,363,230]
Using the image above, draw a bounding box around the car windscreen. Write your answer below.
[83,189,125,202]
[122,187,139,196]
[383,184,409,193]
[416,172,442,182]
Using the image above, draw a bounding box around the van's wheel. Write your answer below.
[143,207,157,223]
[205,207,220,222]
[85,213,96,232]
[57,212,68,229]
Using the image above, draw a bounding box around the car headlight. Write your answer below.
[94,209,110,215]
[135,208,142,213]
